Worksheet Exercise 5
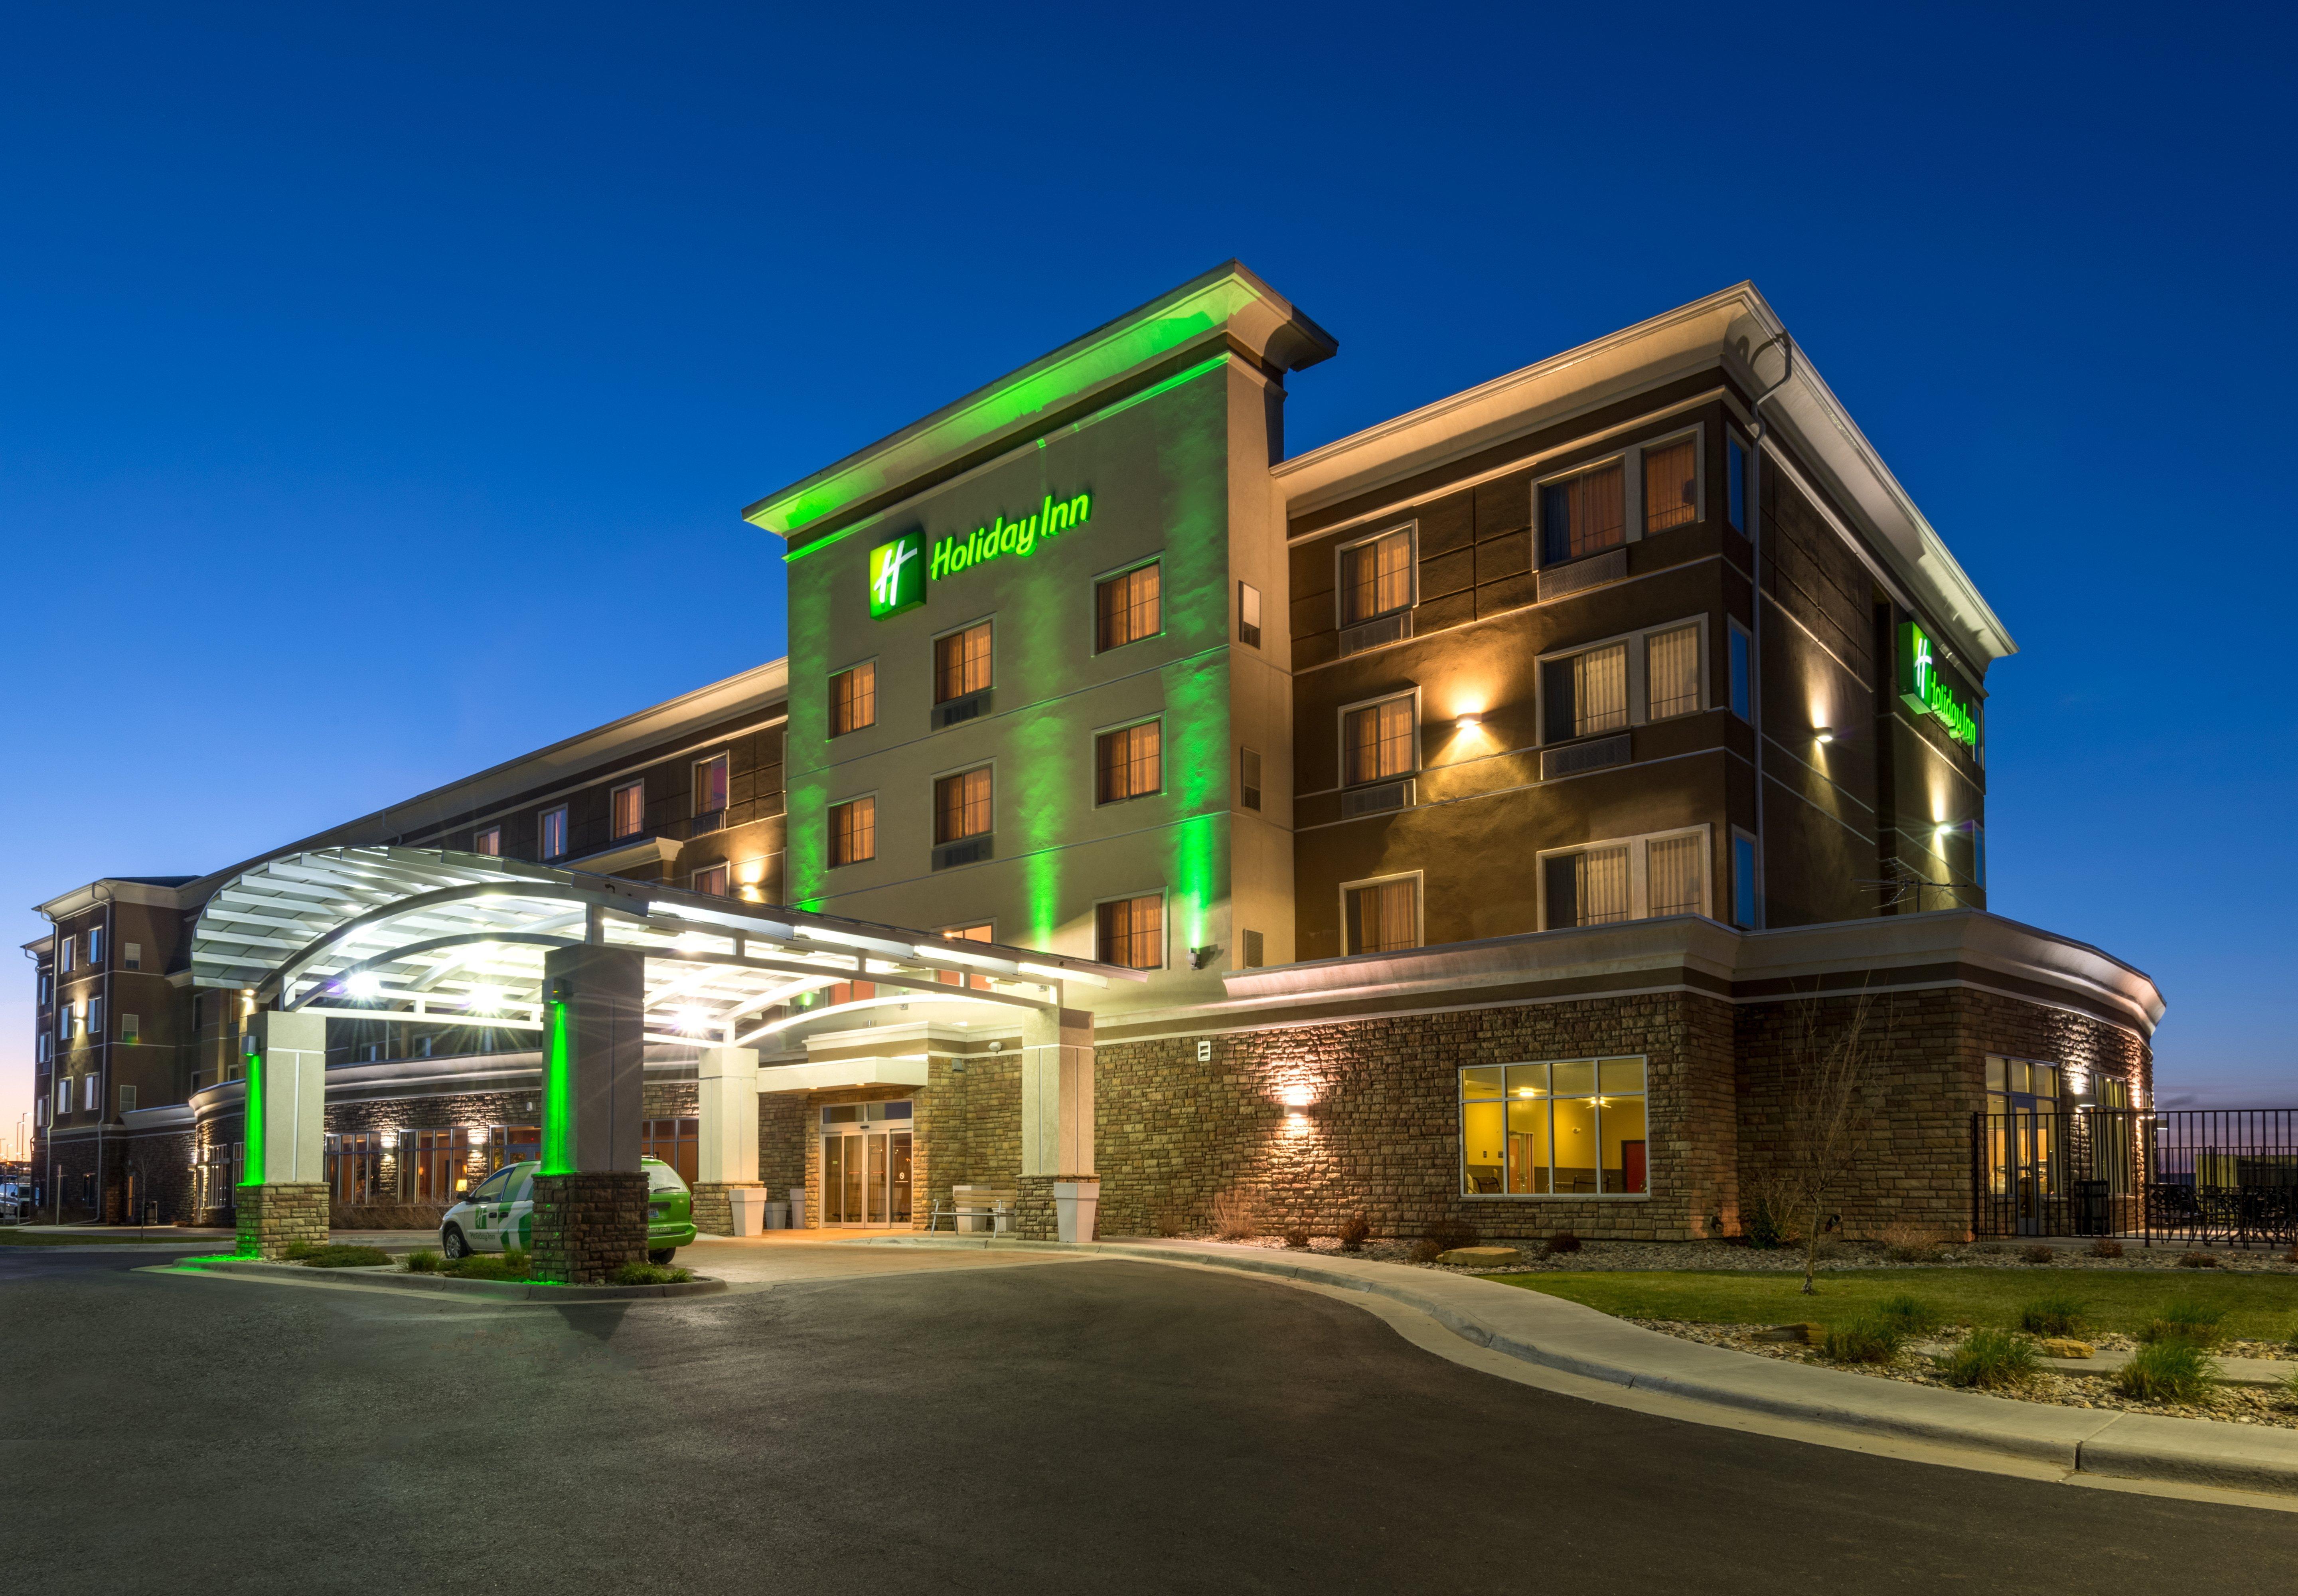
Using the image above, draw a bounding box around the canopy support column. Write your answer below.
[1017,1003,1097,1242]
[693,1045,761,1235]
[535,944,648,1282]
[235,1009,329,1259]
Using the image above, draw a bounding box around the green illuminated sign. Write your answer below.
[1899,622,1979,748]
[867,532,926,618]
[868,492,1094,618]
[541,998,574,1175]
[238,1032,265,1190]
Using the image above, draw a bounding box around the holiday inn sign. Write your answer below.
[867,490,1095,618]
[1898,621,1980,749]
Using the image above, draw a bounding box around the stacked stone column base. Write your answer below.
[1014,1176,1059,1241]
[234,1183,330,1259]
[689,1181,761,1237]
[533,1172,650,1283]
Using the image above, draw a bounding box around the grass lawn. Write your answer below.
[0,1229,213,1246]
[1498,1268,2298,1340]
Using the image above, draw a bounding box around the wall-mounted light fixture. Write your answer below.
[1455,712,1482,731]
[1279,1085,1313,1108]
[1813,727,1836,745]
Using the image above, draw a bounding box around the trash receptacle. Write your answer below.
[764,1200,790,1231]
[730,1186,770,1237]
[788,1186,807,1231]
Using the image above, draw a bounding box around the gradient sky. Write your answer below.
[4,2,2293,1141]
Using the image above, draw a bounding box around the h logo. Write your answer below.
[868,532,925,618]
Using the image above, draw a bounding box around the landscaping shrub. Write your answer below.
[1972,1242,2004,1256]
[402,1249,442,1274]
[2176,1250,2221,1269]
[2142,1299,2227,1347]
[297,1244,391,1269]
[1741,1192,1789,1250]
[2018,1244,2056,1265]
[2114,1339,2216,1403]
[1876,1294,1943,1335]
[283,1240,320,1261]
[1408,1238,1445,1264]
[1282,1228,1311,1250]
[2089,1238,2125,1260]
[1880,1222,1945,1264]
[501,1245,529,1274]
[1210,1190,1259,1242]
[1546,1231,1582,1255]
[2284,1244,2298,1266]
[607,1261,694,1286]
[442,1252,528,1282]
[2019,1293,2088,1336]
[1933,1329,2039,1389]
[1338,1213,1371,1253]
[1822,1316,1906,1365]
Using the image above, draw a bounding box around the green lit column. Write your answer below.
[234,1009,328,1259]
[535,944,648,1283]
[692,1045,760,1236]
[1018,1002,1096,1242]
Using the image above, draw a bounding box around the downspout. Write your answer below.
[1745,332,1795,929]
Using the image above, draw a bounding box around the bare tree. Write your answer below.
[1773,988,1886,1295]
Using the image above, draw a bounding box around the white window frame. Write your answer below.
[1335,686,1423,786]
[122,941,141,971]
[59,1001,75,1040]
[118,1083,137,1114]
[826,792,879,868]
[538,806,569,860]
[1537,825,1713,929]
[1333,521,1417,628]
[930,760,996,845]
[610,779,646,840]
[83,1074,99,1111]
[1339,869,1424,956]
[1091,556,1166,655]
[55,1077,70,1116]
[1457,1056,1653,1201]
[693,753,731,816]
[1534,424,1704,567]
[1237,581,1262,647]
[89,927,105,966]
[473,825,501,857]
[829,656,879,736]
[1537,616,1710,744]
[1091,887,1169,971]
[1091,714,1167,808]
[689,864,730,897]
[120,1013,140,1045]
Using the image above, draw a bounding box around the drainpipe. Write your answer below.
[1745,332,1795,929]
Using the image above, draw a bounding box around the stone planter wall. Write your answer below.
[234,1183,330,1258]
[532,1171,648,1284]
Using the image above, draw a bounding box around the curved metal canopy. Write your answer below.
[191,847,1137,1048]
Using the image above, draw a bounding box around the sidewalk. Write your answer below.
[866,1234,2298,1498]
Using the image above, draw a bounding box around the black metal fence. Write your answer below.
[1970,1108,2298,1246]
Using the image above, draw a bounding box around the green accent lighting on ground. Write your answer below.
[541,998,574,1175]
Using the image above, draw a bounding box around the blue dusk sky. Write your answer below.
[3,2,2293,1130]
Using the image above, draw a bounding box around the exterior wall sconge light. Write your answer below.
[1455,713,1482,730]
[1279,1086,1313,1108]
[1813,727,1835,744]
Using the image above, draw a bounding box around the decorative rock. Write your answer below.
[2041,1337,2097,1359]
[1438,1246,1523,1267]
[1754,1322,1828,1344]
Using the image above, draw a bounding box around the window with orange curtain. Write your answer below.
[1340,529,1412,624]
[1540,464,1625,563]
[829,796,876,866]
[934,624,992,702]
[1095,562,1162,651]
[1095,720,1163,804]
[1344,877,1419,954]
[1342,695,1416,785]
[1643,438,1697,533]
[1095,894,1164,969]
[933,767,991,843]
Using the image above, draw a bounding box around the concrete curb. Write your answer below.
[175,1257,728,1303]
[865,1235,2298,1495]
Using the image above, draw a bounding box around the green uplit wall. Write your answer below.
[781,356,1236,981]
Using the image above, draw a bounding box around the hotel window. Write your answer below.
[1645,624,1701,721]
[1460,1058,1649,1197]
[38,972,51,1005]
[474,826,501,857]
[55,1077,70,1116]
[59,1001,75,1040]
[89,997,103,1039]
[1539,462,1625,564]
[60,938,74,973]
[1339,528,1412,626]
[1727,436,1749,534]
[1095,561,1162,652]
[1242,929,1265,968]
[1541,643,1628,743]
[934,767,992,844]
[690,865,729,897]
[90,927,105,965]
[120,1013,140,1045]
[539,806,569,860]
[936,922,994,991]
[122,942,141,971]
[830,661,877,735]
[1095,720,1162,805]
[1643,435,1697,533]
[828,796,877,866]
[1732,829,1760,928]
[1344,876,1419,956]
[1095,893,1165,970]
[327,1131,387,1204]
[1239,747,1262,811]
[1542,827,1710,928]
[1237,581,1262,648]
[36,1033,49,1063]
[935,622,992,702]
[117,1083,137,1115]
[1342,694,1416,785]
[695,753,730,816]
[1728,621,1753,721]
[84,1074,100,1111]
[406,1128,469,1202]
[611,780,644,840]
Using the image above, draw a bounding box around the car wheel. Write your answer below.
[648,1248,675,1266]
[442,1225,470,1260]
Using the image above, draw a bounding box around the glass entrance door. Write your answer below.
[819,1102,915,1227]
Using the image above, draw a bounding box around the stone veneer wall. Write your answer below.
[532,1171,649,1283]
[38,1126,199,1225]
[234,1183,330,1258]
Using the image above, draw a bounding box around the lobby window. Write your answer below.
[474,826,501,857]
[1728,622,1753,721]
[1095,893,1165,970]
[934,767,992,844]
[1339,528,1412,626]
[1237,581,1262,648]
[1096,561,1162,652]
[1461,1059,1648,1197]
[690,865,729,897]
[611,780,644,840]
[539,806,569,860]
[819,978,876,1009]
[1095,719,1162,805]
[1342,694,1416,785]
[1239,747,1262,812]
[937,922,994,991]
[1542,827,1710,928]
[642,1117,699,1186]
[830,661,877,735]
[122,942,141,971]
[1646,624,1701,720]
[1727,436,1749,534]
[1540,462,1625,564]
[1643,435,1697,533]
[1344,875,1419,956]
[120,1013,140,1045]
[1732,829,1760,928]
[935,622,992,702]
[695,753,730,816]
[1541,643,1628,743]
[829,796,877,867]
